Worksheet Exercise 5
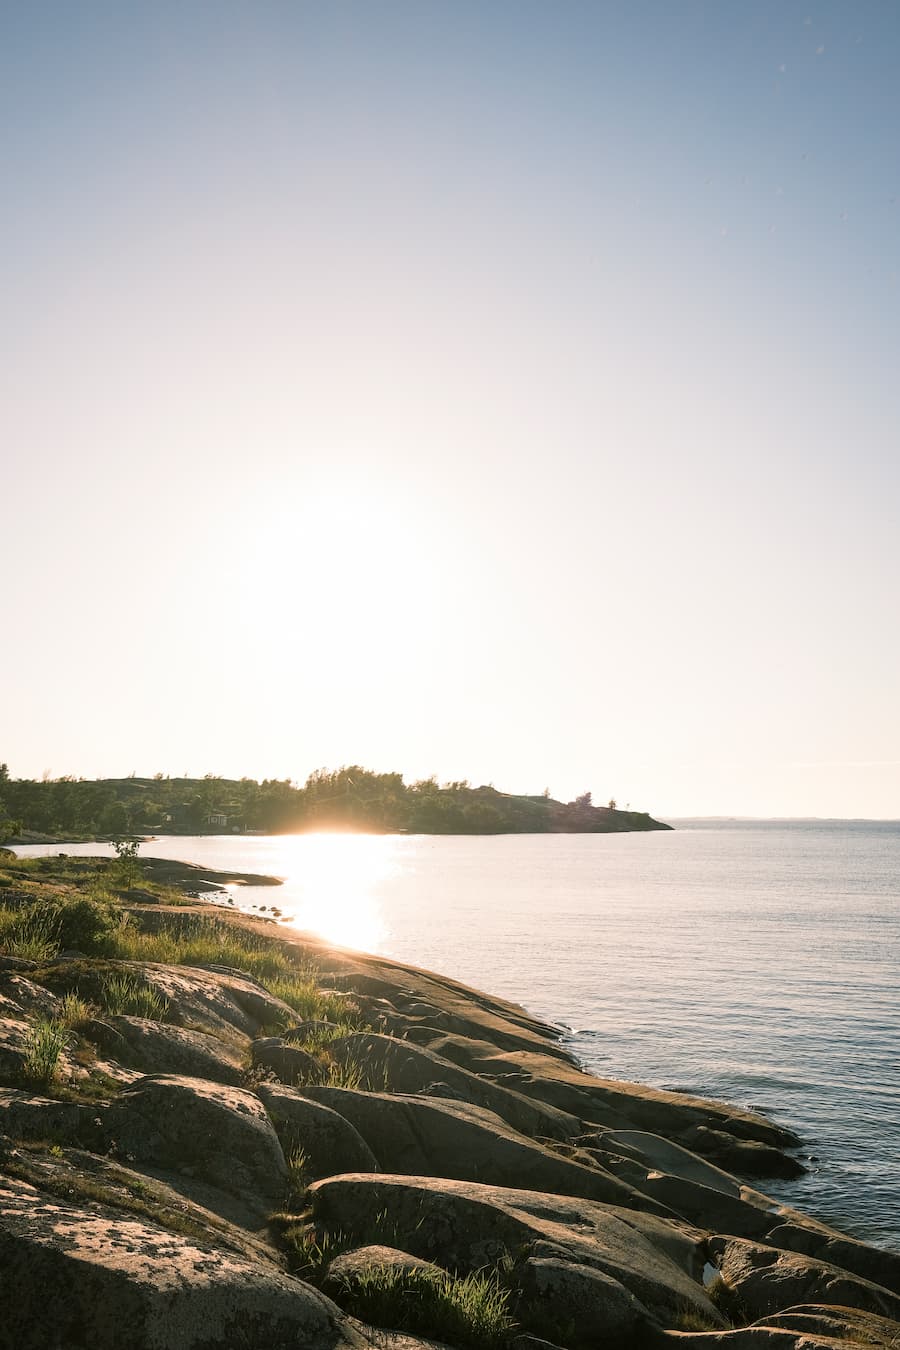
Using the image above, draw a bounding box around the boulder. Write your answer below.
[297,1085,665,1214]
[0,1173,374,1350]
[308,1173,719,1326]
[256,1084,378,1179]
[0,1088,107,1150]
[681,1127,805,1180]
[755,1303,900,1347]
[517,1255,655,1348]
[764,1223,900,1298]
[37,960,290,1043]
[709,1235,900,1323]
[85,1016,245,1085]
[0,974,62,1019]
[251,1037,321,1084]
[1,1143,274,1264]
[324,1244,443,1289]
[390,1031,800,1161]
[105,1075,289,1204]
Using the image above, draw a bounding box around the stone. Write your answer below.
[326,1032,583,1141]
[297,1085,665,1213]
[517,1255,654,1348]
[709,1235,900,1323]
[308,1173,720,1326]
[256,1083,378,1179]
[85,1016,245,1085]
[105,1074,289,1204]
[0,1173,375,1350]
[0,1088,107,1150]
[0,973,62,1019]
[324,1244,443,1289]
[250,1037,321,1084]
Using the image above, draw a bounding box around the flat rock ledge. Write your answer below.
[0,884,897,1350]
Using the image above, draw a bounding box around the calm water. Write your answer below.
[17,821,900,1252]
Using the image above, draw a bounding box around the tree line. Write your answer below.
[0,764,665,840]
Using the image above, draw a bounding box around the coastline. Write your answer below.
[1,852,898,1347]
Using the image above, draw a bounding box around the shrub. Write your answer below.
[26,896,122,954]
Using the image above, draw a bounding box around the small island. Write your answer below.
[0,849,897,1349]
[0,764,671,842]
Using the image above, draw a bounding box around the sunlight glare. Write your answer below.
[273,831,398,951]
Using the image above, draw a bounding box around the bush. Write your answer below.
[28,896,122,953]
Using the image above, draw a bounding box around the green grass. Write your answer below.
[103,916,299,982]
[22,1017,70,1085]
[331,1264,516,1350]
[97,972,170,1020]
[57,992,94,1030]
[263,974,357,1024]
[0,907,60,961]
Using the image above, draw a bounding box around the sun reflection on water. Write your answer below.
[259,832,399,951]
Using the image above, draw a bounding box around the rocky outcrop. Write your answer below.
[0,1174,375,1350]
[0,860,897,1350]
[294,1084,668,1214]
[308,1173,721,1329]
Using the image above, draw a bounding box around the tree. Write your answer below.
[111,835,141,888]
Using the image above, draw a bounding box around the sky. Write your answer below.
[2,1,899,818]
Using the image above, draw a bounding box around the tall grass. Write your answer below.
[22,1017,70,1085]
[58,992,94,1030]
[0,908,60,961]
[98,973,170,1021]
[104,918,298,982]
[330,1265,515,1350]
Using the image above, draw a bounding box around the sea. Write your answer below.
[16,819,900,1253]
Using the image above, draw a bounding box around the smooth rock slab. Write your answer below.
[0,1174,371,1350]
[709,1235,900,1323]
[518,1255,654,1348]
[309,1173,718,1326]
[298,1085,658,1212]
[326,1033,582,1141]
[86,1016,245,1086]
[105,1074,289,1202]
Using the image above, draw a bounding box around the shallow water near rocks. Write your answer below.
[19,819,900,1252]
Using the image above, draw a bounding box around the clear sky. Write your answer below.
[3,1,899,818]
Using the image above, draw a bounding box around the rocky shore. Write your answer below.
[0,851,898,1349]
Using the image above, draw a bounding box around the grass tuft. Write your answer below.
[22,1017,69,1085]
[58,992,94,1030]
[0,908,60,961]
[98,972,170,1020]
[332,1264,516,1350]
